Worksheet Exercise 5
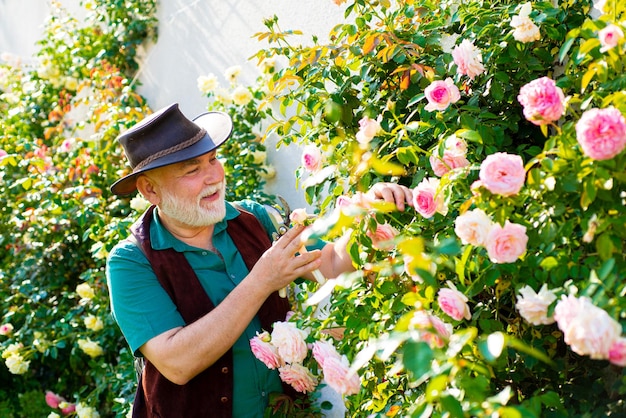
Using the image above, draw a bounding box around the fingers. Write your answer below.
[369,183,414,211]
[273,224,306,251]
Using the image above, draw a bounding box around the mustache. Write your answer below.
[199,182,224,199]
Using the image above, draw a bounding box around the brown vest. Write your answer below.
[130,205,291,418]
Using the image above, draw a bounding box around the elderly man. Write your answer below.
[106,103,412,417]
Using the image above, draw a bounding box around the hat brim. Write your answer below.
[111,111,233,196]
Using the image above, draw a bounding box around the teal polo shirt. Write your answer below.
[106,200,323,417]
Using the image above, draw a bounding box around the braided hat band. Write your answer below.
[133,128,207,172]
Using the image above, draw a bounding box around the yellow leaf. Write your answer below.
[581,65,597,93]
[362,33,381,55]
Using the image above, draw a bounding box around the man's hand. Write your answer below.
[252,224,322,294]
[366,182,414,211]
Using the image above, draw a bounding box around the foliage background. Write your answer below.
[1,0,625,417]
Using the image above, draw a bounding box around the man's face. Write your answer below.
[148,151,227,227]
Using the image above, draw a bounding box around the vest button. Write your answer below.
[220,396,229,403]
[221,366,229,374]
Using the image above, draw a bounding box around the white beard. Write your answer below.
[158,181,226,227]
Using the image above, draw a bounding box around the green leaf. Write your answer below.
[440,395,464,418]
[539,256,558,270]
[596,233,614,261]
[396,146,420,165]
[454,128,482,143]
[581,177,597,210]
[403,341,433,380]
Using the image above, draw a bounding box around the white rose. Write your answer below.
[454,208,493,246]
[516,284,556,325]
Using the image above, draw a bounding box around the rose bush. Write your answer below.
[0,0,157,416]
[2,0,626,416]
[250,0,626,415]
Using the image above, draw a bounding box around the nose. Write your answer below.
[203,158,224,185]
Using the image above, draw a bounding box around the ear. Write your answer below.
[136,174,161,205]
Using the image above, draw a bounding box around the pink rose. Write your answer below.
[278,363,318,393]
[437,285,471,321]
[598,24,624,52]
[454,208,494,247]
[424,78,461,111]
[250,332,282,369]
[554,295,621,359]
[485,221,528,263]
[412,177,447,219]
[575,107,626,161]
[451,39,485,80]
[60,402,76,415]
[515,284,557,325]
[517,77,565,125]
[367,223,399,250]
[609,338,626,367]
[289,208,309,225]
[355,116,381,145]
[0,149,8,161]
[443,134,468,156]
[0,323,13,335]
[46,391,64,409]
[479,152,526,196]
[350,191,377,210]
[301,144,322,172]
[312,340,341,369]
[430,151,470,177]
[270,322,309,364]
[410,311,453,348]
[320,355,361,396]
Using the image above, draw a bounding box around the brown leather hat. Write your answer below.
[110,103,233,196]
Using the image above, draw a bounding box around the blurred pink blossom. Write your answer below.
[0,323,13,335]
[517,77,565,125]
[598,24,624,52]
[289,208,308,225]
[454,208,494,247]
[479,152,526,196]
[367,223,399,250]
[45,391,65,409]
[60,402,76,415]
[609,338,626,367]
[320,355,360,396]
[438,284,471,321]
[301,144,322,172]
[412,177,447,218]
[312,340,341,368]
[451,39,485,80]
[554,295,622,360]
[250,331,282,369]
[355,116,381,145]
[410,311,453,348]
[429,151,470,177]
[515,284,557,325]
[278,363,318,393]
[485,221,528,263]
[271,321,309,364]
[424,78,461,111]
[575,107,626,161]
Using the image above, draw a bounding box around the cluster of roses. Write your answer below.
[250,319,360,396]
[45,390,101,418]
[516,285,626,367]
[518,75,626,161]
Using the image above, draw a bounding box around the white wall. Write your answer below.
[0,0,345,209]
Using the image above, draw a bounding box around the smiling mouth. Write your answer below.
[200,183,223,200]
